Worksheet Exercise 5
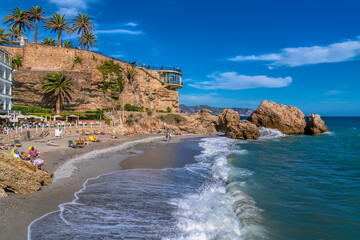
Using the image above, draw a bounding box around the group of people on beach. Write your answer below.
[12,146,45,170]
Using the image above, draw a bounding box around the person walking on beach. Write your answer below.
[166,128,170,143]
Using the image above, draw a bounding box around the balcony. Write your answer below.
[0,47,12,67]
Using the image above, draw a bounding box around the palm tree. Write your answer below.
[8,25,25,42]
[63,40,73,48]
[2,7,33,33]
[44,13,72,47]
[42,37,56,46]
[28,6,46,44]
[0,28,10,45]
[79,32,97,51]
[42,72,73,114]
[72,13,94,46]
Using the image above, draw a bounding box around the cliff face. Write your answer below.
[5,44,179,112]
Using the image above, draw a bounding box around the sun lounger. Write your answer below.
[14,139,22,147]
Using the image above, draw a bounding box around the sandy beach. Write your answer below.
[0,132,205,240]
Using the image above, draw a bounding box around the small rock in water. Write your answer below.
[304,114,329,135]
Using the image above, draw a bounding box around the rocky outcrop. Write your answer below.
[304,114,329,135]
[248,100,306,135]
[225,120,260,140]
[218,109,240,132]
[179,109,218,135]
[0,152,52,196]
[217,109,260,140]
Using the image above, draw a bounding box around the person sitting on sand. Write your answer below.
[111,135,119,139]
[29,147,39,158]
[32,158,44,171]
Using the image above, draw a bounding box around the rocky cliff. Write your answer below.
[5,44,179,112]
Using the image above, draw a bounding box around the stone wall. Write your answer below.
[4,44,179,112]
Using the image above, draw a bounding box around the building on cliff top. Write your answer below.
[0,46,13,113]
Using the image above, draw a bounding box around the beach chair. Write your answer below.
[68,140,77,148]
[14,139,22,147]
[75,140,85,148]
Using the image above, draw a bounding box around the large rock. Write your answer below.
[0,152,52,195]
[248,100,306,135]
[226,120,260,140]
[179,109,218,135]
[304,114,329,135]
[218,109,240,132]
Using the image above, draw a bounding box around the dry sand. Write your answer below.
[0,132,205,240]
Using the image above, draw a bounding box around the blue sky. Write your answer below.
[1,0,360,116]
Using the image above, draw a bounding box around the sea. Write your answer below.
[28,117,360,240]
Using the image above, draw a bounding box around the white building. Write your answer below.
[0,46,13,112]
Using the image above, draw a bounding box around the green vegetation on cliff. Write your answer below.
[97,59,125,100]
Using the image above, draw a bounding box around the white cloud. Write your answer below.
[97,29,143,35]
[58,7,79,17]
[49,0,98,16]
[125,22,138,27]
[325,90,346,95]
[188,72,292,90]
[111,54,125,58]
[50,0,89,9]
[229,39,360,67]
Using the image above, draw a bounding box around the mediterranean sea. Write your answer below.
[29,117,360,239]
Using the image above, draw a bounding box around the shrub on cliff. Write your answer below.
[97,60,124,101]
[12,55,22,70]
[159,114,187,125]
[124,103,143,112]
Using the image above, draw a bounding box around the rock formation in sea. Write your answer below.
[225,120,260,140]
[218,109,260,140]
[217,109,240,132]
[304,114,329,135]
[0,152,52,197]
[248,100,306,135]
[179,109,218,135]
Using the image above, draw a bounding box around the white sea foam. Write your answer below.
[53,136,163,181]
[171,137,266,240]
[319,131,335,136]
[259,127,286,140]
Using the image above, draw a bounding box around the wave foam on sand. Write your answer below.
[53,136,163,182]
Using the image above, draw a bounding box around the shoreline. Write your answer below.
[0,133,205,240]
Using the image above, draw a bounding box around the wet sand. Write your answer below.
[0,133,205,240]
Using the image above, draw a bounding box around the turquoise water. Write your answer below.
[228,117,360,239]
[29,117,360,239]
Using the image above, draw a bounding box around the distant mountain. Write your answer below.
[179,104,254,116]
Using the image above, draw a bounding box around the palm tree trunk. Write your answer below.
[58,30,61,47]
[87,44,89,51]
[35,19,38,44]
[56,96,61,114]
